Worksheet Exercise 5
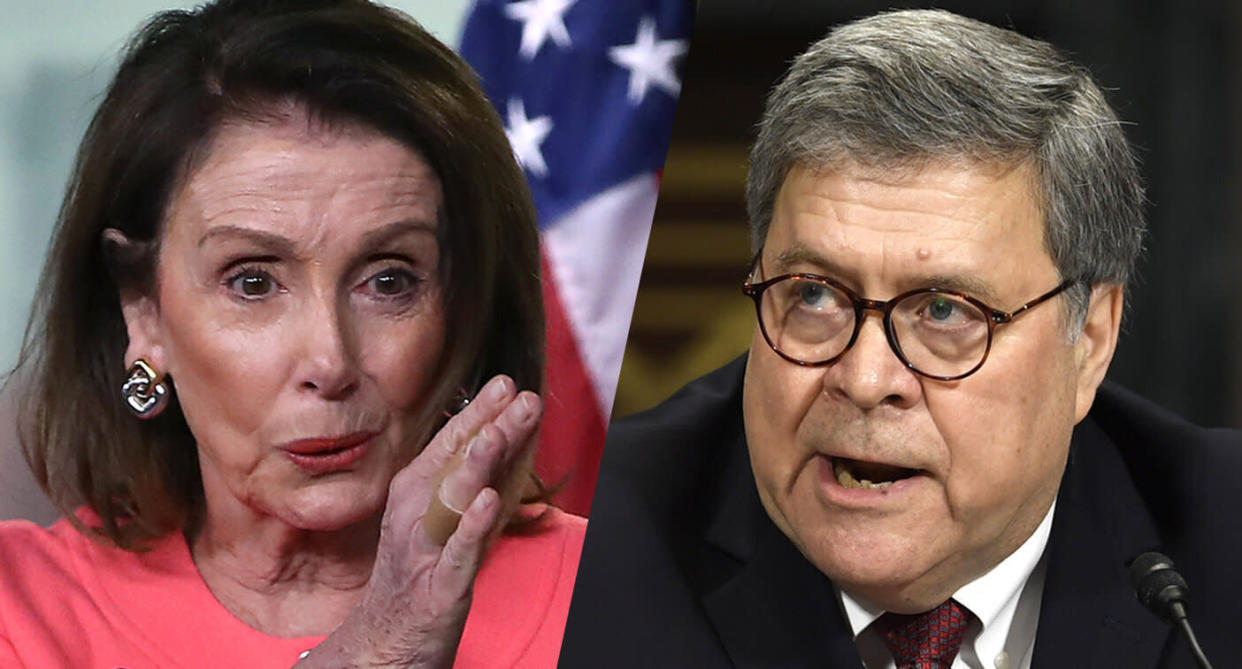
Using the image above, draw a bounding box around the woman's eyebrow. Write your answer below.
[197,225,296,255]
[357,220,437,256]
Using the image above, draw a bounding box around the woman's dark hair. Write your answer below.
[12,0,543,549]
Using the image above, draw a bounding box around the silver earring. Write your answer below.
[122,358,169,418]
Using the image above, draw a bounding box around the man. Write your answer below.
[560,9,1241,669]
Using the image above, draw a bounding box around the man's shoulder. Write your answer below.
[1048,383,1242,665]
[1090,381,1242,459]
[1086,381,1242,512]
[1080,382,1241,540]
[560,357,753,668]
[599,354,749,515]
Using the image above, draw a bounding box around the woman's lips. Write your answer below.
[278,431,376,474]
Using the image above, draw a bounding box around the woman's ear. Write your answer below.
[103,228,167,373]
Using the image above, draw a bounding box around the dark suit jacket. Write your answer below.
[560,355,1242,668]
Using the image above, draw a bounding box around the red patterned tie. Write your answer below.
[873,599,971,669]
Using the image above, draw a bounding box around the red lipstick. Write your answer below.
[278,431,376,474]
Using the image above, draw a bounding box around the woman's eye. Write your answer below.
[366,268,417,298]
[226,268,277,299]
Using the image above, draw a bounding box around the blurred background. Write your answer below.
[616,0,1242,428]
[0,1,471,524]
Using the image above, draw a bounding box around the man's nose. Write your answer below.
[296,296,360,400]
[822,312,920,410]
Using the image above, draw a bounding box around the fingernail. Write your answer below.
[520,393,538,418]
[466,427,494,460]
[439,485,465,514]
[477,487,499,512]
[463,429,485,458]
[485,376,511,401]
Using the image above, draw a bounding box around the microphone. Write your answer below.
[1129,551,1213,669]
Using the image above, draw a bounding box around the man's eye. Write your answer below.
[227,269,276,299]
[926,297,958,321]
[911,294,982,328]
[795,280,838,309]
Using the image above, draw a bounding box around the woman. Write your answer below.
[0,0,584,666]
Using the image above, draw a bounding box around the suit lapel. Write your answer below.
[701,519,863,668]
[698,426,864,668]
[1031,417,1171,669]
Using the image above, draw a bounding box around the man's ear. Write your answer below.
[1073,283,1123,422]
[103,228,167,374]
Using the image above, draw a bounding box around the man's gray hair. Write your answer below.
[746,9,1145,329]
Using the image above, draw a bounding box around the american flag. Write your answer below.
[460,0,693,516]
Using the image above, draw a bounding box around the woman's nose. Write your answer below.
[297,298,360,400]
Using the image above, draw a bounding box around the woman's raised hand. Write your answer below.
[299,375,542,668]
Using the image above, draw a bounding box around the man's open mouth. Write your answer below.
[831,457,921,490]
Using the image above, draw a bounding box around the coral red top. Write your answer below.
[0,507,584,668]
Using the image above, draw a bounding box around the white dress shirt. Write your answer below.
[838,501,1056,669]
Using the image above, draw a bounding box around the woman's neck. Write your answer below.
[188,498,382,638]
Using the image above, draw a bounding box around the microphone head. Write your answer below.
[1130,551,1190,623]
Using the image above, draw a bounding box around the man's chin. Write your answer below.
[791,528,957,611]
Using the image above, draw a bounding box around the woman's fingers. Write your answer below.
[435,487,500,579]
[487,391,543,465]
[419,391,541,545]
[435,392,541,517]
[419,424,504,545]
[408,375,516,481]
[311,384,541,668]
[387,375,516,531]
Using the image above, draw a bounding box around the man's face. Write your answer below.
[743,161,1103,612]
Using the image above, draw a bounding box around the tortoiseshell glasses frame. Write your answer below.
[741,253,1076,381]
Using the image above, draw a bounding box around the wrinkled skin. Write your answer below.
[743,162,1122,613]
[118,107,538,665]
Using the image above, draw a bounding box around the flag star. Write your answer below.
[503,0,576,60]
[505,98,554,177]
[608,16,688,105]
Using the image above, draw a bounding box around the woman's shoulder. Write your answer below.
[454,506,586,668]
[478,505,586,594]
[502,504,586,548]
[0,517,114,664]
[0,515,170,622]
[0,517,93,580]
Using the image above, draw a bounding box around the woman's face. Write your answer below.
[125,110,446,531]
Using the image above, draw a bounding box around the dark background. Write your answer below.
[615,0,1242,427]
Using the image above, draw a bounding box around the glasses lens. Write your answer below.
[890,292,990,377]
[759,276,855,363]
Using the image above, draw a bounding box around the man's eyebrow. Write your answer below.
[197,225,295,255]
[773,243,841,275]
[773,242,1001,304]
[917,274,1000,304]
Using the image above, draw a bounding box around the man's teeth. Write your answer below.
[834,460,894,490]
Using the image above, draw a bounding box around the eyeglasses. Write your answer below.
[742,256,1075,381]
